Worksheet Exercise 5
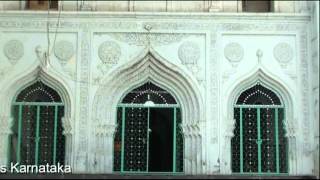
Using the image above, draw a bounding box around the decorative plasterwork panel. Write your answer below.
[178,40,204,85]
[0,14,312,173]
[224,42,244,67]
[54,40,75,66]
[93,32,206,88]
[299,31,312,155]
[98,41,121,64]
[96,41,121,76]
[109,32,189,46]
[3,40,24,65]
[273,42,294,68]
[178,41,201,65]
[79,26,90,155]
[0,20,139,31]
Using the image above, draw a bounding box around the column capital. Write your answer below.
[62,117,73,135]
[95,123,117,137]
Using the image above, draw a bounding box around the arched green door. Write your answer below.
[113,82,184,173]
[232,83,288,174]
[10,81,65,166]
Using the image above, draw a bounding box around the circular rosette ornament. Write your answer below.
[98,41,121,64]
[3,40,24,65]
[54,41,74,66]
[273,42,293,68]
[224,42,244,67]
[178,41,200,65]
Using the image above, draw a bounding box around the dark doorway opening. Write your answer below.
[149,108,173,172]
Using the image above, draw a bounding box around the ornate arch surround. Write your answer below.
[224,69,297,174]
[92,48,205,174]
[1,67,72,118]
[93,48,204,126]
[0,65,73,166]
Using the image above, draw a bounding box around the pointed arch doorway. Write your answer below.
[113,81,184,173]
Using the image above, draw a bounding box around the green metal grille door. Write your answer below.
[231,83,288,174]
[124,107,149,172]
[113,82,184,173]
[10,81,65,167]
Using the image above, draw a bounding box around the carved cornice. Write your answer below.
[0,12,311,22]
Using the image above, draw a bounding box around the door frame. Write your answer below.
[115,103,182,174]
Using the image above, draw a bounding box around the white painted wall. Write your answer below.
[0,3,318,176]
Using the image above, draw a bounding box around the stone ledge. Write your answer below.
[0,11,311,22]
[0,174,317,179]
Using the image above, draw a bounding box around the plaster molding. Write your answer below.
[78,27,90,160]
[62,117,73,135]
[54,40,75,66]
[98,41,121,65]
[178,41,200,65]
[274,42,294,68]
[3,39,24,65]
[92,48,204,174]
[224,42,243,67]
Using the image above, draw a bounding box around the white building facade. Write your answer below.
[0,1,318,177]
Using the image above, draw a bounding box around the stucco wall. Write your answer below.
[0,4,318,176]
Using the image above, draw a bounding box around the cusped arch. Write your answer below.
[93,48,204,126]
[0,66,73,167]
[0,66,72,119]
[227,69,294,120]
[223,68,297,174]
[92,48,205,174]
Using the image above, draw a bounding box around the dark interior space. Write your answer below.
[149,108,174,172]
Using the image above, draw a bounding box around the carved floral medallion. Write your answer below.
[3,40,24,65]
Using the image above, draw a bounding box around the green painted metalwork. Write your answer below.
[257,108,262,173]
[115,105,183,173]
[146,107,150,172]
[114,82,183,173]
[232,106,287,174]
[13,102,64,106]
[11,81,65,169]
[239,107,243,173]
[232,83,288,175]
[234,105,284,108]
[284,110,289,173]
[275,108,280,173]
[53,106,59,165]
[16,105,23,164]
[118,104,180,108]
[121,107,126,173]
[35,105,41,166]
[173,108,177,173]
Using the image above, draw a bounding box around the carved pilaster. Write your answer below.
[62,117,73,167]
[299,31,312,156]
[93,123,117,173]
[181,123,203,175]
[75,25,91,173]
[221,118,235,174]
